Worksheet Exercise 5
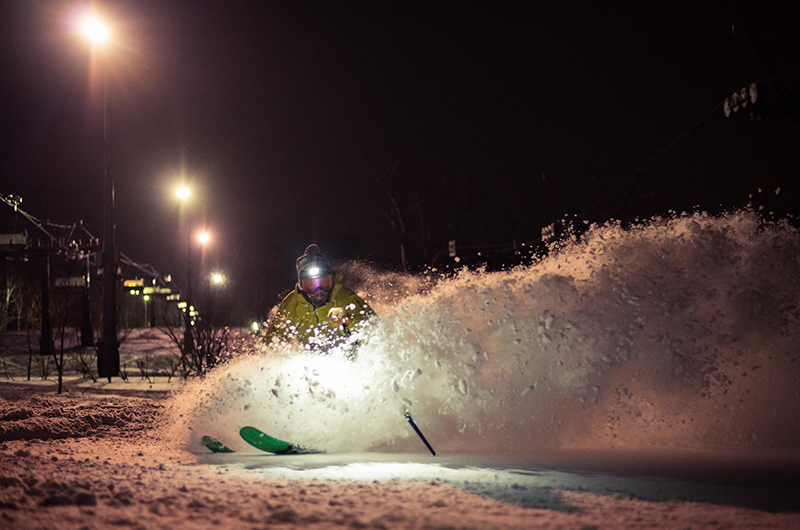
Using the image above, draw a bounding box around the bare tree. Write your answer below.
[155,299,229,378]
[158,321,191,377]
[22,271,43,381]
[51,278,83,394]
[372,161,409,271]
[158,322,230,377]
[0,261,25,331]
[370,160,492,270]
[71,337,97,383]
[1,357,12,380]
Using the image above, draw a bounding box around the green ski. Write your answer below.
[239,426,323,455]
[201,435,235,453]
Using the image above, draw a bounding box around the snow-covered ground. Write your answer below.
[2,210,800,528]
[2,385,799,529]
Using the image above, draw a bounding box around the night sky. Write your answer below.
[2,1,799,319]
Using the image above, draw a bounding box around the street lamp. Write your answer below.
[82,18,109,43]
[174,185,196,357]
[81,14,119,381]
[204,269,225,330]
[143,294,150,327]
[196,230,212,313]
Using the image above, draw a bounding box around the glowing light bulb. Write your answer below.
[82,18,109,43]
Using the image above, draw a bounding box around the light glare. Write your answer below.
[82,18,109,43]
[176,186,191,200]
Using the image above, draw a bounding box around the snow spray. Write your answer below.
[167,210,800,456]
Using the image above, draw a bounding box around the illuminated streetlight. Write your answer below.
[197,231,210,245]
[175,193,197,358]
[82,18,109,43]
[171,182,202,356]
[142,294,152,328]
[176,185,191,201]
[78,13,118,381]
[210,272,225,285]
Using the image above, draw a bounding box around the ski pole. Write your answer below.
[405,411,436,456]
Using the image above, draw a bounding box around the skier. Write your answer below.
[263,244,374,352]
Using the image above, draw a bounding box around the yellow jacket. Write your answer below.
[264,274,374,348]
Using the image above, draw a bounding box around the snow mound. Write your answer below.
[0,394,162,442]
[167,210,800,456]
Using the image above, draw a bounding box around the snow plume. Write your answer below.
[167,210,800,456]
[333,260,438,312]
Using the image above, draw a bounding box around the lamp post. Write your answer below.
[196,230,211,321]
[207,270,225,329]
[143,294,150,327]
[82,16,119,381]
[186,230,211,353]
[175,186,195,358]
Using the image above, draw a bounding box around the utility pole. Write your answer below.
[184,226,194,359]
[98,45,119,381]
[39,254,55,362]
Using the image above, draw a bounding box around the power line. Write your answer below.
[570,101,724,221]
[0,192,71,252]
[1,190,166,282]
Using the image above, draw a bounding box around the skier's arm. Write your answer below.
[325,288,374,334]
[263,298,294,344]
[343,295,374,333]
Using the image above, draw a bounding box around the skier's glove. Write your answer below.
[327,307,353,328]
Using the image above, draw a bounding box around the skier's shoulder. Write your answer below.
[332,282,366,304]
[278,286,306,311]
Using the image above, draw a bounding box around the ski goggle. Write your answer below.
[301,274,333,293]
